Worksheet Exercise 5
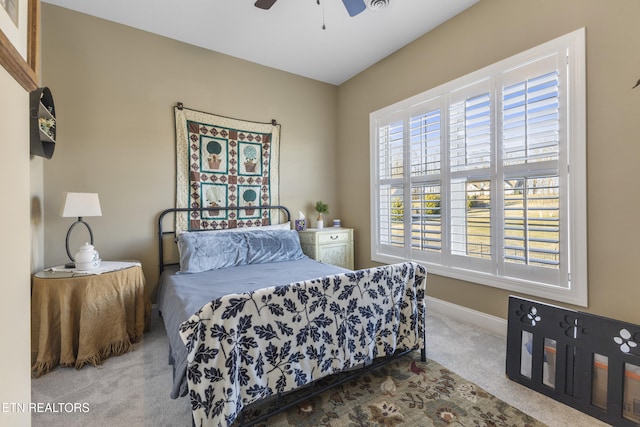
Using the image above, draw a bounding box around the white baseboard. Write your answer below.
[426,296,508,336]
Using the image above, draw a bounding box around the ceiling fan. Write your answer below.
[255,0,388,17]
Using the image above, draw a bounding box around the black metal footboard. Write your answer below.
[506,296,640,426]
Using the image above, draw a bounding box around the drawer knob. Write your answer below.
[330,235,339,240]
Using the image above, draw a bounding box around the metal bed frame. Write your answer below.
[156,205,426,426]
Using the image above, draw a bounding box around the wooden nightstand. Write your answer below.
[31,262,150,377]
[298,228,354,269]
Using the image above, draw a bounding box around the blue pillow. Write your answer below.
[177,231,248,273]
[245,230,306,265]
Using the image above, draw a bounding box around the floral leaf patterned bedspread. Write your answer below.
[179,262,427,426]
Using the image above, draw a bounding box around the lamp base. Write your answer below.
[66,217,94,262]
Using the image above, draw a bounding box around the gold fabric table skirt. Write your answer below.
[31,265,151,377]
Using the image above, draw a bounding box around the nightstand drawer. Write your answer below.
[317,230,350,244]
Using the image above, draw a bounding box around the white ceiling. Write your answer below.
[41,0,479,85]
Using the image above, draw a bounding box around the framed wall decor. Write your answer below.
[0,0,38,91]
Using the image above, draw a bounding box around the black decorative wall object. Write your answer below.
[507,296,640,426]
[30,87,56,159]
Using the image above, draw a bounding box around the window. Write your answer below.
[370,29,587,306]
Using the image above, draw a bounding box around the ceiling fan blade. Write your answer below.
[255,0,278,10]
[342,0,367,17]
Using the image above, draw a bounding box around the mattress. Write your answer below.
[157,257,349,398]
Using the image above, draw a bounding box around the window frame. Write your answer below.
[369,28,587,306]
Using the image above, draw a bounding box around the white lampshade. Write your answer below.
[61,192,102,218]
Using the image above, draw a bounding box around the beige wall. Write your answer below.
[0,67,32,425]
[337,0,640,324]
[41,5,339,297]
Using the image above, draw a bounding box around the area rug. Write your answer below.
[174,104,280,233]
[242,351,546,427]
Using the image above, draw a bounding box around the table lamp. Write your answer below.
[61,192,102,266]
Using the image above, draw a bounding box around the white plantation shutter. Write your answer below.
[447,80,493,273]
[408,104,443,263]
[375,119,406,257]
[498,53,566,287]
[410,183,442,254]
[378,120,404,180]
[502,71,560,166]
[371,29,586,305]
[503,177,560,267]
[410,109,441,177]
[449,90,492,172]
[378,184,404,248]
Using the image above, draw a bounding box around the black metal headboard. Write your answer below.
[157,206,291,274]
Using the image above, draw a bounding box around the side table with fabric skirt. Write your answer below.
[31,263,150,377]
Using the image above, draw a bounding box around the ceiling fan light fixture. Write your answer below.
[342,0,367,17]
[367,0,391,11]
[254,0,278,10]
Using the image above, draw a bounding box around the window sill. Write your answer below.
[372,253,587,307]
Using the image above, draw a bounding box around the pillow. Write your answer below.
[177,231,248,273]
[245,230,306,265]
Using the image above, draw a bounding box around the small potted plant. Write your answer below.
[315,200,329,229]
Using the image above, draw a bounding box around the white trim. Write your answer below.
[566,27,588,308]
[426,296,507,336]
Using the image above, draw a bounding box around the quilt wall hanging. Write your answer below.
[174,104,280,233]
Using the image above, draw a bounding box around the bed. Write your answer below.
[156,206,427,426]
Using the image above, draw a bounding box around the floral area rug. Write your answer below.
[241,351,546,427]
